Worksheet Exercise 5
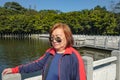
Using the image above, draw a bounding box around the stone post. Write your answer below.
[118,39,120,50]
[111,50,120,80]
[94,37,96,47]
[104,37,108,49]
[82,56,93,80]
[2,73,21,80]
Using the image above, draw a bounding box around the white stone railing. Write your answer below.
[73,35,120,50]
[2,50,120,80]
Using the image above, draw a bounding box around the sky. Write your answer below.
[0,0,119,12]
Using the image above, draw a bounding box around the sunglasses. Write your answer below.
[49,36,62,43]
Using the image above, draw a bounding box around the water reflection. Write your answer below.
[77,47,111,61]
[0,38,50,79]
[0,38,50,66]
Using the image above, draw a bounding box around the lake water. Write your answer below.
[0,38,111,80]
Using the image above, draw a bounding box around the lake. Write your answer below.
[0,37,111,79]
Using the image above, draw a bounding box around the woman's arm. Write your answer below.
[2,53,47,74]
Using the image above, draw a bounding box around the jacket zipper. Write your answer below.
[58,55,64,80]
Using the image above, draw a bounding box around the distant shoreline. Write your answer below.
[0,34,49,38]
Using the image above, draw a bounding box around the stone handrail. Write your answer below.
[73,36,120,50]
[2,50,120,80]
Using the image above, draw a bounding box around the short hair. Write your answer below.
[49,23,74,47]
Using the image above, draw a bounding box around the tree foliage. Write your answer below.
[0,2,120,35]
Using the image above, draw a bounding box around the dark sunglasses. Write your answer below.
[49,37,62,43]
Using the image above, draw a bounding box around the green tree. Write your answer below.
[4,2,26,13]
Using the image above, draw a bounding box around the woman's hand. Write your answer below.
[2,68,12,75]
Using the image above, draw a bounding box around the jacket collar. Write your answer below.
[46,47,73,56]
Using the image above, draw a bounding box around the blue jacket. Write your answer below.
[12,47,86,80]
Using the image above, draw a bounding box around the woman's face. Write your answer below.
[50,28,67,52]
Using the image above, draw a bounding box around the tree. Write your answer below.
[110,1,120,13]
[4,2,25,13]
[114,2,120,13]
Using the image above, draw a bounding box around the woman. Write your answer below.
[2,23,86,80]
